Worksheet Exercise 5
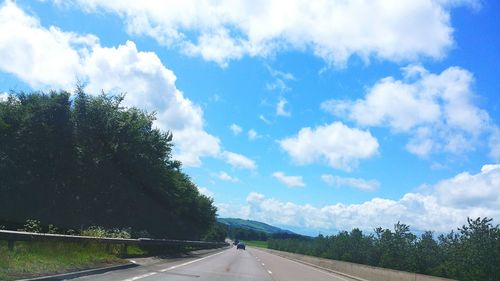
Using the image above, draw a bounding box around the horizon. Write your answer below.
[0,0,499,235]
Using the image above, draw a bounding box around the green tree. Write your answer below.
[0,89,217,239]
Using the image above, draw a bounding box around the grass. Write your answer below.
[244,240,268,248]
[0,240,140,281]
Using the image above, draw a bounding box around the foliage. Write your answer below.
[203,222,228,242]
[0,240,140,281]
[0,89,216,239]
[268,218,499,281]
[227,226,269,241]
[244,240,268,248]
[23,220,42,233]
[217,218,292,234]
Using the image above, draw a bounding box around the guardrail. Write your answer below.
[0,229,228,252]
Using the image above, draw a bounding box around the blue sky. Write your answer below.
[0,0,499,235]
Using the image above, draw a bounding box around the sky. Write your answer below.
[0,0,499,236]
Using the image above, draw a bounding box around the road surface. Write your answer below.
[72,247,358,281]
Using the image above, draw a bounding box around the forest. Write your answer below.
[0,88,216,239]
[268,217,499,281]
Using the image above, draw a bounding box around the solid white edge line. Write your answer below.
[121,249,227,281]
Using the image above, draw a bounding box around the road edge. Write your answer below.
[17,262,139,281]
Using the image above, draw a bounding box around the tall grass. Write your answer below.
[0,240,142,281]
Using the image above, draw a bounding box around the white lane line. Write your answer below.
[122,272,157,281]
[261,263,265,266]
[267,270,273,275]
[159,250,227,272]
[121,250,227,281]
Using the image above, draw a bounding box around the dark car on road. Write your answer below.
[236,242,246,250]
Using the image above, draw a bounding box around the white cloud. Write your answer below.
[266,66,295,93]
[248,129,259,141]
[240,164,500,232]
[322,65,496,158]
[84,41,221,166]
[0,0,97,89]
[0,2,221,167]
[489,128,500,161]
[259,114,271,125]
[221,151,257,170]
[272,171,305,188]
[215,171,239,183]
[276,98,291,117]
[321,174,379,191]
[0,92,9,102]
[279,122,379,171]
[197,186,214,198]
[63,0,475,66]
[229,123,243,135]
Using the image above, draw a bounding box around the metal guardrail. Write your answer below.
[0,229,228,251]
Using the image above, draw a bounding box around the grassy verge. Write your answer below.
[244,240,268,248]
[0,240,146,281]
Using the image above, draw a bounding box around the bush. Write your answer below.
[23,219,41,233]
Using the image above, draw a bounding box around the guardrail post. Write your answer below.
[122,244,127,256]
[8,240,14,251]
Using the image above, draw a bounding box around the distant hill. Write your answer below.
[217,218,295,235]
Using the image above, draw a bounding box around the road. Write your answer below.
[72,247,358,281]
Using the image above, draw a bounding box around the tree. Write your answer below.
[0,89,217,239]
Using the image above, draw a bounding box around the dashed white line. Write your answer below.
[267,270,273,275]
[261,263,265,266]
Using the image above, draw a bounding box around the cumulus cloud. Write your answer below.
[0,1,221,167]
[60,0,474,66]
[322,65,497,158]
[272,171,305,188]
[229,123,243,135]
[276,98,291,117]
[237,164,500,232]
[221,151,257,170]
[321,174,379,191]
[215,171,239,183]
[279,122,379,171]
[0,0,97,89]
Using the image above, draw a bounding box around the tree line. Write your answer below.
[268,217,499,281]
[0,88,216,239]
[203,222,308,242]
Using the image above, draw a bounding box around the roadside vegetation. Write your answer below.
[244,240,268,248]
[0,240,127,281]
[0,88,216,240]
[268,218,499,281]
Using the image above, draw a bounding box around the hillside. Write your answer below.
[217,218,295,235]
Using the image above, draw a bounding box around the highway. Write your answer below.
[72,247,358,281]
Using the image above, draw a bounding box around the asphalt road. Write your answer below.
[72,247,358,281]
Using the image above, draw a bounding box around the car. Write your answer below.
[233,239,240,246]
[236,242,246,250]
